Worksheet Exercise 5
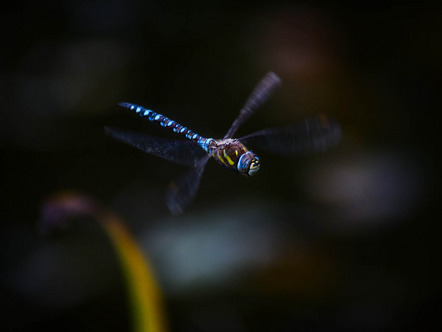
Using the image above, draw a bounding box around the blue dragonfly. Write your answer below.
[106,72,341,214]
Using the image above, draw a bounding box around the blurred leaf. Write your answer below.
[41,191,167,332]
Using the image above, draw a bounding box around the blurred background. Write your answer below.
[0,1,440,331]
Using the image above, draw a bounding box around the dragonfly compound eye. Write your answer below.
[248,157,260,176]
[237,152,260,176]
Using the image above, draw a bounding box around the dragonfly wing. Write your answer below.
[224,72,282,139]
[165,156,210,214]
[239,115,341,155]
[105,127,207,167]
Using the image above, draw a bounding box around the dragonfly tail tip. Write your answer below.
[118,102,131,108]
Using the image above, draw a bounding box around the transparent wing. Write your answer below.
[239,115,342,155]
[224,72,282,139]
[105,127,207,167]
[165,156,210,214]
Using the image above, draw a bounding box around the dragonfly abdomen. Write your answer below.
[119,102,215,153]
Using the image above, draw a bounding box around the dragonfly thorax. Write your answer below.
[209,139,260,176]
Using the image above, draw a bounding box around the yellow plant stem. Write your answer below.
[104,213,166,332]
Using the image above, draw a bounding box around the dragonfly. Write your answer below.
[106,72,341,214]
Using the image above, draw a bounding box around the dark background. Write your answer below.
[1,1,440,331]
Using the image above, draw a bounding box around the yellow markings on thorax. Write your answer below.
[223,150,235,166]
[212,141,247,168]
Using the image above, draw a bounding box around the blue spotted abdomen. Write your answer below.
[118,102,215,152]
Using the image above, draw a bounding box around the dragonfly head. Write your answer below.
[237,151,260,176]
